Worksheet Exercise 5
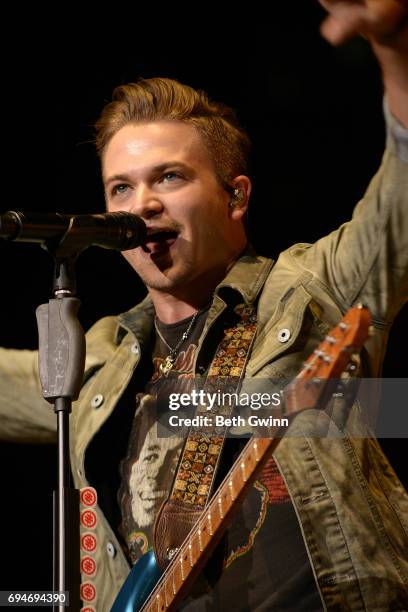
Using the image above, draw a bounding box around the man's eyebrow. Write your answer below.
[104,173,130,187]
[151,161,191,173]
[104,162,192,187]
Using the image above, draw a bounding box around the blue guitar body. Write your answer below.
[111,550,162,612]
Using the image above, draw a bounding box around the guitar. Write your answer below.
[111,305,371,612]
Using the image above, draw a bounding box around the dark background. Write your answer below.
[0,4,406,592]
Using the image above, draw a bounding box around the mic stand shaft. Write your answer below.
[36,246,86,612]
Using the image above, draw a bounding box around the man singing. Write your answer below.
[0,1,407,610]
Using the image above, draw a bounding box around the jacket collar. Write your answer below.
[116,294,155,346]
[214,246,274,305]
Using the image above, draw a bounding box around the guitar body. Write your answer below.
[111,550,162,612]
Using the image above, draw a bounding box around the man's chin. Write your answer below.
[139,263,195,292]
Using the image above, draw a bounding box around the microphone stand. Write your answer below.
[36,236,88,612]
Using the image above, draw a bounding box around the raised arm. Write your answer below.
[275,2,408,377]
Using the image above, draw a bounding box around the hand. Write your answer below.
[319,0,408,46]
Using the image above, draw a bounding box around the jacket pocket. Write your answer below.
[247,285,316,377]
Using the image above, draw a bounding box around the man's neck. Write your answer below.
[150,245,247,324]
[149,285,213,324]
[150,264,232,323]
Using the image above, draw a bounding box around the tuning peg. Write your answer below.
[332,380,345,398]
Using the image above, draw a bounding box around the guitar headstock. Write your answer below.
[285,304,371,415]
[300,304,371,380]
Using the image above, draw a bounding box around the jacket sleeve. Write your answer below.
[0,347,57,443]
[0,315,119,443]
[288,102,408,327]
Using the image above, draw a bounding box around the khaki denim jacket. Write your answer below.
[0,106,407,610]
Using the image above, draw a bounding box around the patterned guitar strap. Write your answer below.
[153,302,257,569]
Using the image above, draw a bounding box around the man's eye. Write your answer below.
[144,452,159,464]
[111,183,129,196]
[160,172,182,183]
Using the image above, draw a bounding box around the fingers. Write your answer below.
[320,11,366,44]
[318,0,408,45]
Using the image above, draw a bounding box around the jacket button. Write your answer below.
[131,342,140,356]
[277,328,291,343]
[91,394,104,409]
[106,541,117,558]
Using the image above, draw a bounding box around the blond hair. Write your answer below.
[95,77,251,189]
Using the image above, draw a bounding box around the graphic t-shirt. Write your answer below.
[118,309,323,611]
[118,308,209,561]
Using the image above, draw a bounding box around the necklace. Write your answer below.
[155,310,200,376]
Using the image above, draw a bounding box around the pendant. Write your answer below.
[160,355,175,376]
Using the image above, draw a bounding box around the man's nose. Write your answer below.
[147,467,160,480]
[130,185,164,219]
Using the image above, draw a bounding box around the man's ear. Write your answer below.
[228,176,251,220]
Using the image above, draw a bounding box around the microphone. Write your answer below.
[0,210,147,251]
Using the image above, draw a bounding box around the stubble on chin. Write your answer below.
[127,252,196,292]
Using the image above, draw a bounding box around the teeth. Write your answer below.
[142,230,177,253]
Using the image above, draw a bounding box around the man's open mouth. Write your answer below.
[142,229,179,254]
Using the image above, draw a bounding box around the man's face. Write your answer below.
[103,121,247,294]
[129,427,182,528]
